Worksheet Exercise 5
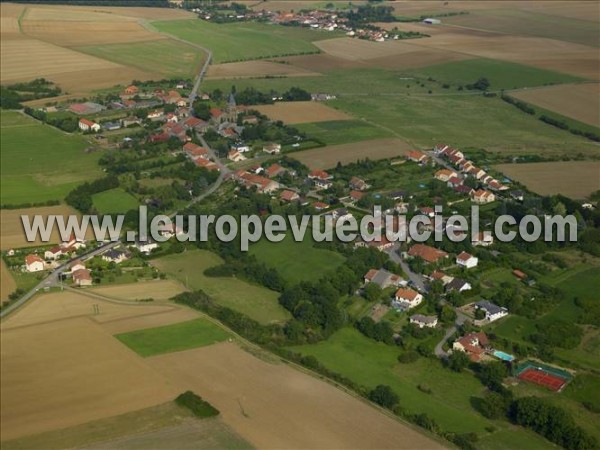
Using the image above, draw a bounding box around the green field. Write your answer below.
[153,20,333,63]
[92,188,139,214]
[0,111,101,205]
[152,249,291,324]
[249,236,345,284]
[116,318,229,357]
[405,58,581,90]
[78,39,204,78]
[445,9,600,48]
[289,327,554,449]
[295,120,393,145]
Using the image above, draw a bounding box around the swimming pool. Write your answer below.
[493,350,515,361]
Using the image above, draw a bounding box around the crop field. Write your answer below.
[1,260,17,303]
[90,280,186,302]
[0,205,94,250]
[444,8,600,48]
[295,120,393,145]
[117,318,230,357]
[291,138,412,170]
[405,58,581,90]
[148,341,444,449]
[332,93,597,156]
[511,83,600,127]
[290,327,555,449]
[249,236,345,284]
[493,161,600,199]
[0,316,177,441]
[78,39,204,78]
[92,188,140,214]
[396,23,599,80]
[0,111,102,205]
[365,47,473,70]
[151,250,291,324]
[314,37,419,61]
[2,403,251,450]
[206,60,320,79]
[253,101,351,124]
[153,20,331,63]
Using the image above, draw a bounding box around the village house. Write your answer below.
[468,166,486,180]
[364,268,404,289]
[453,332,489,362]
[471,189,496,204]
[231,142,250,153]
[308,170,333,190]
[313,201,329,211]
[25,254,44,272]
[121,116,141,128]
[456,251,478,269]
[349,176,369,191]
[228,149,246,162]
[133,237,159,254]
[234,170,280,194]
[44,246,64,260]
[194,158,220,171]
[163,122,189,141]
[280,190,300,202]
[147,109,164,121]
[265,163,286,178]
[510,190,525,201]
[454,185,475,196]
[72,268,93,287]
[406,150,428,163]
[69,260,86,273]
[410,314,438,328]
[393,287,423,310]
[474,300,508,322]
[434,169,458,182]
[429,270,454,285]
[349,190,365,203]
[407,244,448,264]
[472,231,494,247]
[183,142,209,160]
[447,177,463,189]
[183,117,210,133]
[263,142,282,155]
[124,85,139,96]
[165,113,179,123]
[102,249,127,264]
[445,277,472,293]
[354,235,394,252]
[78,118,100,132]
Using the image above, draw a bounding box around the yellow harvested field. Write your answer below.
[149,342,444,449]
[494,161,600,199]
[1,38,121,83]
[206,60,320,79]
[1,316,177,441]
[0,205,95,250]
[395,24,599,80]
[253,101,351,124]
[1,260,16,303]
[292,138,412,170]
[90,280,186,302]
[511,83,600,128]
[0,291,177,331]
[314,37,419,61]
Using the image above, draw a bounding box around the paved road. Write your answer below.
[386,243,427,292]
[434,306,470,359]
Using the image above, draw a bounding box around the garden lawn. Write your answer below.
[0,111,101,205]
[151,249,291,324]
[92,188,139,214]
[289,327,554,449]
[249,235,345,284]
[116,318,229,357]
[153,20,333,63]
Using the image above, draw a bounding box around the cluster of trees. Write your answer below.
[529,319,583,350]
[501,95,535,115]
[0,199,60,210]
[232,86,311,105]
[175,391,219,418]
[65,175,119,213]
[204,255,285,291]
[355,317,395,344]
[344,4,396,23]
[540,115,600,142]
[24,107,79,132]
[466,77,491,91]
[0,78,61,109]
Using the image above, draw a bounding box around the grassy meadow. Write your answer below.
[92,188,139,214]
[153,20,334,63]
[295,119,393,145]
[116,318,229,357]
[78,39,204,78]
[249,235,345,284]
[151,249,291,324]
[0,111,101,205]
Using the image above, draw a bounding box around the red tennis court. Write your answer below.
[517,368,568,392]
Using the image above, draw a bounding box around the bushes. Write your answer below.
[65,175,120,213]
[175,391,219,417]
[501,95,536,115]
[368,385,399,409]
[355,317,394,344]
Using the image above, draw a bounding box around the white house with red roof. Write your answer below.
[406,150,427,163]
[44,246,64,260]
[393,288,423,310]
[453,332,489,362]
[25,254,44,272]
[227,149,246,162]
[456,251,478,269]
[263,143,281,154]
[471,189,496,204]
[78,118,100,132]
[280,190,300,202]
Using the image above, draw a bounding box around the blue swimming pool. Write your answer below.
[493,350,515,362]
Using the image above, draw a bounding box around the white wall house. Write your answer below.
[456,251,478,269]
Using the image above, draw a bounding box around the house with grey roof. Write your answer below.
[410,314,438,328]
[364,268,405,289]
[474,300,508,322]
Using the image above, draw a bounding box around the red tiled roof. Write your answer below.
[457,251,474,262]
[280,190,299,201]
[25,254,43,265]
[79,118,95,127]
[408,244,448,263]
[73,268,92,281]
[395,288,420,301]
